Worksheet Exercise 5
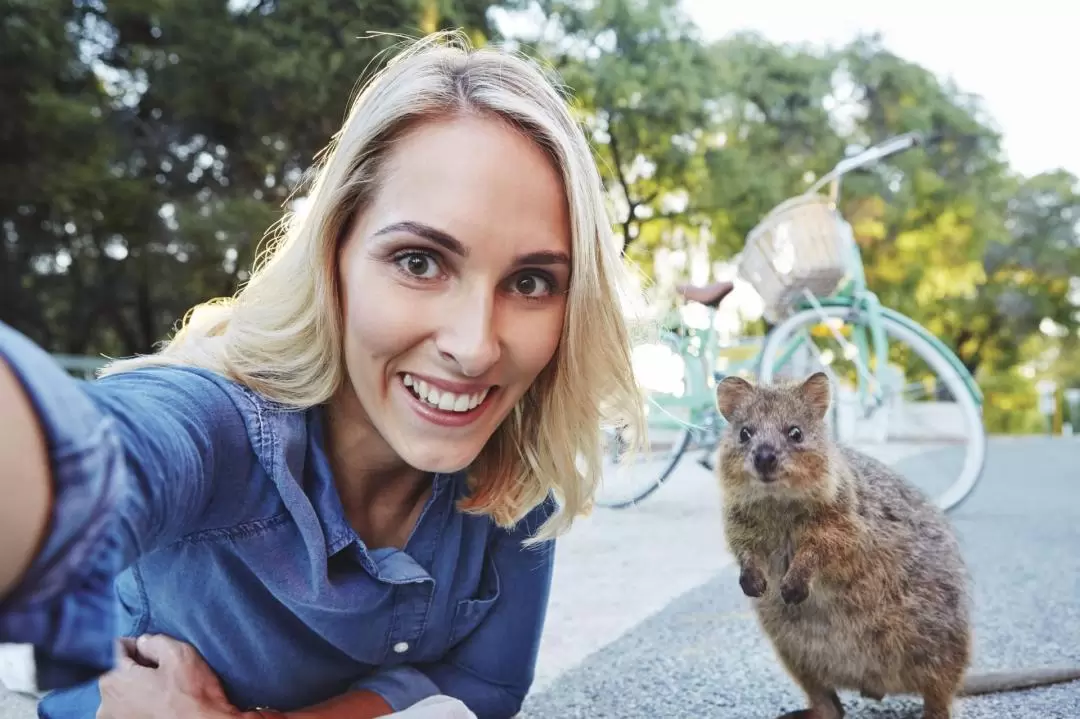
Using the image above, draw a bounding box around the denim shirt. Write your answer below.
[0,321,556,719]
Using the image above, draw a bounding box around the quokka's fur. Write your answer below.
[714,372,1080,719]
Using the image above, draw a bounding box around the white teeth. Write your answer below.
[401,375,492,413]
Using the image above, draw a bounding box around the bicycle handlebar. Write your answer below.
[806,130,937,195]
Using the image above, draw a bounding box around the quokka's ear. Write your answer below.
[799,371,832,420]
[716,375,755,421]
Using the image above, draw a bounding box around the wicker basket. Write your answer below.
[736,193,849,322]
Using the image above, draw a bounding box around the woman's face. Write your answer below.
[336,113,572,474]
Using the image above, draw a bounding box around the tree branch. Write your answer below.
[607,126,642,251]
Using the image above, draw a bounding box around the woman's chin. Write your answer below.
[398,441,485,477]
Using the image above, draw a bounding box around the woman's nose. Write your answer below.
[434,289,502,377]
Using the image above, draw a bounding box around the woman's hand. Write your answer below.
[95,632,468,719]
[97,634,240,719]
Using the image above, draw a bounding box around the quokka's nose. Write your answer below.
[753,446,778,476]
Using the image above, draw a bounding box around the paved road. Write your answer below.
[521,437,1080,718]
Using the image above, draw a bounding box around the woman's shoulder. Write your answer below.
[0,321,270,441]
[93,363,274,422]
[88,365,314,537]
[84,365,251,443]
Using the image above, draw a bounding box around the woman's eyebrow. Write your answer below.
[373,221,570,267]
[373,221,467,257]
[514,251,570,267]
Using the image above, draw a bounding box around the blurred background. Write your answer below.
[2,0,1077,435]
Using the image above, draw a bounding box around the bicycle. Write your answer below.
[598,131,987,513]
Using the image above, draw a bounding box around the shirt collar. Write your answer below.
[303,406,459,558]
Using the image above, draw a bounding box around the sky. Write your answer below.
[682,1,1077,179]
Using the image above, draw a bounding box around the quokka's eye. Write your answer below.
[787,426,804,443]
[739,426,754,443]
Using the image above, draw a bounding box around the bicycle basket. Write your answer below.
[736,193,848,322]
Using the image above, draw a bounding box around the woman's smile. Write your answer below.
[397,372,499,428]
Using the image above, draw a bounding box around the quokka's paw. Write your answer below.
[739,565,767,598]
[780,575,810,605]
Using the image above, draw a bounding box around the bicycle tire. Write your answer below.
[594,330,697,509]
[594,424,693,509]
[755,304,986,514]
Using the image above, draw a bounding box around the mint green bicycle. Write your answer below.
[598,131,987,512]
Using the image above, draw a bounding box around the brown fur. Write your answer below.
[716,373,974,719]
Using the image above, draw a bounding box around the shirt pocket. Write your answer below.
[447,553,501,646]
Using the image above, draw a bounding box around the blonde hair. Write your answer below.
[101,31,646,542]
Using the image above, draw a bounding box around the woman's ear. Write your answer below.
[715,375,755,421]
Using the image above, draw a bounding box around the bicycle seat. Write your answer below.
[675,281,734,308]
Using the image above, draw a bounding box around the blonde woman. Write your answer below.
[0,32,644,719]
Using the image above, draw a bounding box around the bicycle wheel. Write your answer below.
[594,330,696,509]
[756,303,986,513]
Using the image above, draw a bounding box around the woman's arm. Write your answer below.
[98,634,411,719]
[269,691,393,718]
[0,320,251,689]
[0,356,52,599]
[276,692,473,718]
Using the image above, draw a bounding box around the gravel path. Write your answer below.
[521,437,1080,718]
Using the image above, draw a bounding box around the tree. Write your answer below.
[8,2,1078,434]
[973,170,1080,371]
[693,32,845,262]
[0,0,117,352]
[500,0,715,256]
[825,35,1015,380]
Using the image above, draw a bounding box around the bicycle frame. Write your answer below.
[636,130,981,444]
[794,130,981,406]
[602,131,986,508]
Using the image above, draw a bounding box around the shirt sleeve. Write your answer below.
[347,665,443,713]
[0,321,250,690]
[417,499,557,719]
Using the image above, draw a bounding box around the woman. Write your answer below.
[0,32,644,719]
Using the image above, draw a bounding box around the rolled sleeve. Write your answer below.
[0,321,248,690]
[349,664,442,712]
[0,322,126,686]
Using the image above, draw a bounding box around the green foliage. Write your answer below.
[502,0,714,270]
[501,10,1079,433]
[696,33,845,260]
[980,369,1047,435]
[4,0,1078,433]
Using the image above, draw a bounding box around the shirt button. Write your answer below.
[393,641,409,654]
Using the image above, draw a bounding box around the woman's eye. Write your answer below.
[739,426,753,443]
[512,272,553,298]
[396,252,440,280]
